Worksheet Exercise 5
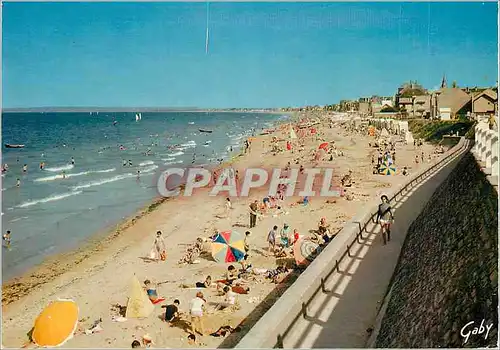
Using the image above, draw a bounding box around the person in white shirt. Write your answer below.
[189,292,206,336]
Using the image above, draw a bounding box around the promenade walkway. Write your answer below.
[235,139,470,349]
[253,142,469,348]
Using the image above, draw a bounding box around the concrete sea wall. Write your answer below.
[374,152,498,348]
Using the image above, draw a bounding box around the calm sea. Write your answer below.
[1,111,286,280]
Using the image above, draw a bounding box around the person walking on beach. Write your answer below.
[189,292,206,336]
[149,231,167,261]
[376,195,394,245]
[488,114,497,130]
[225,197,232,217]
[249,200,258,228]
[244,231,251,253]
[267,225,278,254]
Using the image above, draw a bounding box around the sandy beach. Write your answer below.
[1,114,440,348]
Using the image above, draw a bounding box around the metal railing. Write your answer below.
[235,137,470,349]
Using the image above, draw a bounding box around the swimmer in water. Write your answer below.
[137,170,140,179]
[62,171,66,179]
[71,157,75,165]
[22,164,27,173]
[16,178,21,187]
[40,162,45,170]
[3,230,11,248]
[128,160,133,166]
[123,159,127,167]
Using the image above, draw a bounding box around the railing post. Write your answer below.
[480,127,488,163]
[301,302,308,318]
[320,277,330,293]
[335,259,340,272]
[347,244,352,257]
[474,123,483,155]
[276,334,284,348]
[491,134,499,177]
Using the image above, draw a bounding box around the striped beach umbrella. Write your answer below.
[379,163,397,176]
[211,230,246,263]
[293,238,322,266]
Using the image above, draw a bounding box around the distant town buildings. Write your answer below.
[281,75,498,122]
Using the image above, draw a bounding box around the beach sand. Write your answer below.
[1,115,440,348]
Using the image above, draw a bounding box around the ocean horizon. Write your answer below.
[1,111,288,280]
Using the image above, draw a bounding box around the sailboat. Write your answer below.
[135,113,142,121]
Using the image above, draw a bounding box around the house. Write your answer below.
[413,95,431,118]
[358,97,371,115]
[436,87,472,119]
[395,82,428,118]
[472,88,498,118]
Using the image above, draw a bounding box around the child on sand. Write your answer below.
[144,280,166,304]
[280,223,291,248]
[187,334,197,345]
[162,299,180,323]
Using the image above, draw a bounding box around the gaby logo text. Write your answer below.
[156,167,342,198]
[460,319,493,345]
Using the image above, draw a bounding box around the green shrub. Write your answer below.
[408,120,474,143]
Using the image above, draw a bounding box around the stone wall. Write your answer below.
[375,152,498,348]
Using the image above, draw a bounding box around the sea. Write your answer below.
[1,111,288,280]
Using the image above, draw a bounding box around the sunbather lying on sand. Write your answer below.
[266,265,289,284]
[180,276,213,289]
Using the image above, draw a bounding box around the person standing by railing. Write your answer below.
[488,114,497,131]
[376,195,394,245]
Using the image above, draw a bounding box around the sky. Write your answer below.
[2,2,498,109]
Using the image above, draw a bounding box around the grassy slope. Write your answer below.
[408,119,475,143]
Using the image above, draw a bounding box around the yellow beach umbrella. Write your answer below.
[32,299,79,347]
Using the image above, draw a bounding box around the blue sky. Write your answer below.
[2,2,498,108]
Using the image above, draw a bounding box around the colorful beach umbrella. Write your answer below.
[293,238,322,266]
[379,163,397,175]
[211,230,246,263]
[32,299,79,347]
[318,142,329,151]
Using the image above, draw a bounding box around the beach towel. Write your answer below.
[232,285,249,295]
[151,298,166,305]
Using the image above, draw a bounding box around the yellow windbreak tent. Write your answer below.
[125,276,154,319]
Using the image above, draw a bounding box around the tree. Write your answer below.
[452,81,458,88]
